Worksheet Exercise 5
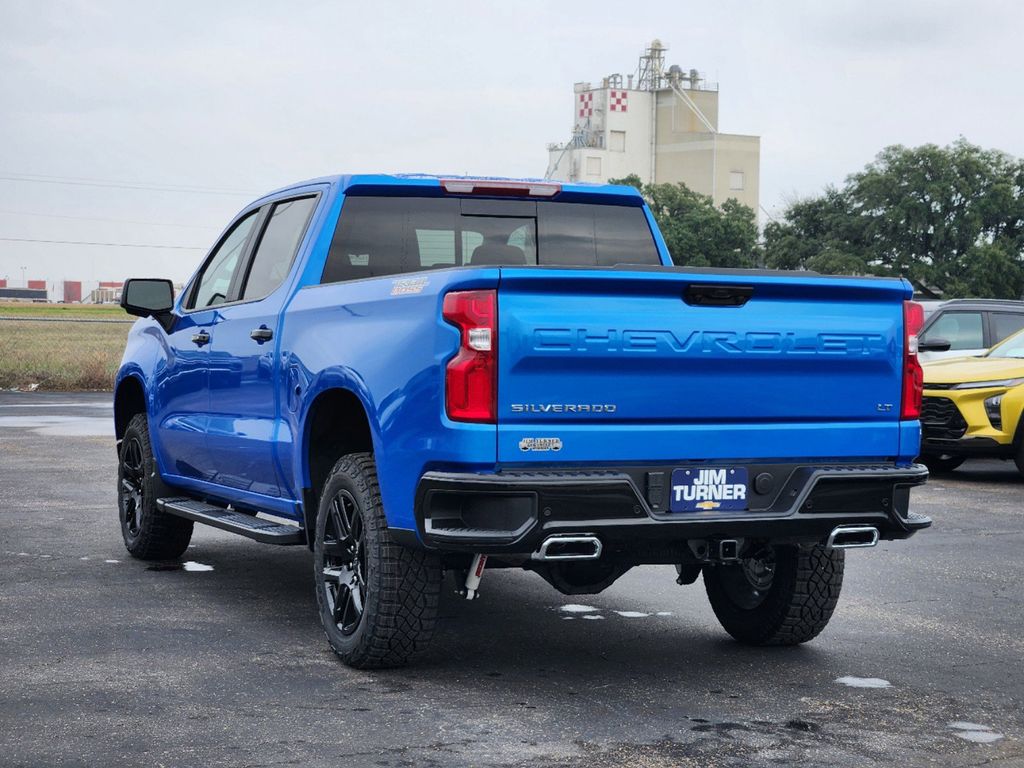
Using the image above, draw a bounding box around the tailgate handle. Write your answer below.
[684,284,753,307]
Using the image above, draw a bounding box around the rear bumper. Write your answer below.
[921,436,1014,457]
[413,462,931,555]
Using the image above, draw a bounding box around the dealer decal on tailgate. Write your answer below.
[670,468,749,512]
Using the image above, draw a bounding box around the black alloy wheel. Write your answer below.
[704,542,844,645]
[119,435,146,538]
[313,452,441,668]
[117,412,193,560]
[320,489,367,636]
[716,547,777,610]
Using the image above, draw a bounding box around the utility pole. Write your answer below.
[20,266,26,287]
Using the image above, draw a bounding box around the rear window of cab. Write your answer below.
[320,196,660,284]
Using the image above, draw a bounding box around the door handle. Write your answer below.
[191,330,211,347]
[250,326,273,343]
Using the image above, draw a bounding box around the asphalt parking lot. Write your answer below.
[1,392,1022,767]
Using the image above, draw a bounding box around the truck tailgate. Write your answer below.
[496,267,911,464]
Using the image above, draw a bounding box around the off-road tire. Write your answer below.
[704,544,844,646]
[118,413,193,560]
[921,453,965,474]
[314,453,441,669]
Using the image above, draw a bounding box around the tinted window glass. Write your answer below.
[189,211,258,309]
[921,311,984,350]
[322,197,537,283]
[321,196,658,283]
[416,229,456,267]
[988,327,1024,358]
[242,197,317,300]
[990,312,1024,344]
[538,202,660,267]
[595,206,659,265]
[463,216,534,266]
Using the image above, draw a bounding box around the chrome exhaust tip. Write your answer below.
[532,534,603,561]
[827,525,879,550]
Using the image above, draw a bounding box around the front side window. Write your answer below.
[920,311,984,351]
[988,327,1024,358]
[241,197,317,300]
[188,211,258,309]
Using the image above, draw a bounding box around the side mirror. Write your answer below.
[918,337,952,353]
[121,278,174,318]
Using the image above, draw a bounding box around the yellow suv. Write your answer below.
[920,328,1024,473]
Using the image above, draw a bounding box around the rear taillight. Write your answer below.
[443,290,497,422]
[901,300,925,420]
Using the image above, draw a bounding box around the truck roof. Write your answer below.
[257,174,645,206]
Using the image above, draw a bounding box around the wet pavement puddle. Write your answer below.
[0,414,113,436]
[948,722,1004,743]
[146,561,215,572]
[835,676,892,688]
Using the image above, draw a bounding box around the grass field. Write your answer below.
[0,315,131,390]
[0,301,129,319]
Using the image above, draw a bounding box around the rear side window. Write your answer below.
[990,312,1024,344]
[321,196,658,283]
[241,196,317,300]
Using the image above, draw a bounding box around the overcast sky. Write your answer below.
[2,0,1023,286]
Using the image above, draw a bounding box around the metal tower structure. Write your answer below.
[635,39,666,91]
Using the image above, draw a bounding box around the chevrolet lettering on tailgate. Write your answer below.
[532,328,888,356]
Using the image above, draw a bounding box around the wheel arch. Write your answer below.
[1007,389,1024,448]
[301,387,375,547]
[114,374,147,447]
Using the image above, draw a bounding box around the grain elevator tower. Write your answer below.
[545,40,760,213]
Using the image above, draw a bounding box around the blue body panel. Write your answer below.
[280,269,499,530]
[495,267,914,466]
[115,173,920,540]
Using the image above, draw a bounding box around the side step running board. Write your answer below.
[157,497,306,545]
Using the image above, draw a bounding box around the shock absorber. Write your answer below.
[463,553,487,600]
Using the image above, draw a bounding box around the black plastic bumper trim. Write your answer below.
[414,463,930,554]
[921,437,1013,456]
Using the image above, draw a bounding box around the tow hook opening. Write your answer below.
[827,525,879,550]
[532,534,603,561]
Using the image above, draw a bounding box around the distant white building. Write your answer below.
[545,39,760,213]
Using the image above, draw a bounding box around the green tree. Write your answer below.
[763,188,870,274]
[611,174,759,268]
[764,139,1024,298]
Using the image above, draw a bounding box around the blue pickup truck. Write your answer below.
[115,174,930,668]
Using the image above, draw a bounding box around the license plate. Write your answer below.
[669,467,749,512]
